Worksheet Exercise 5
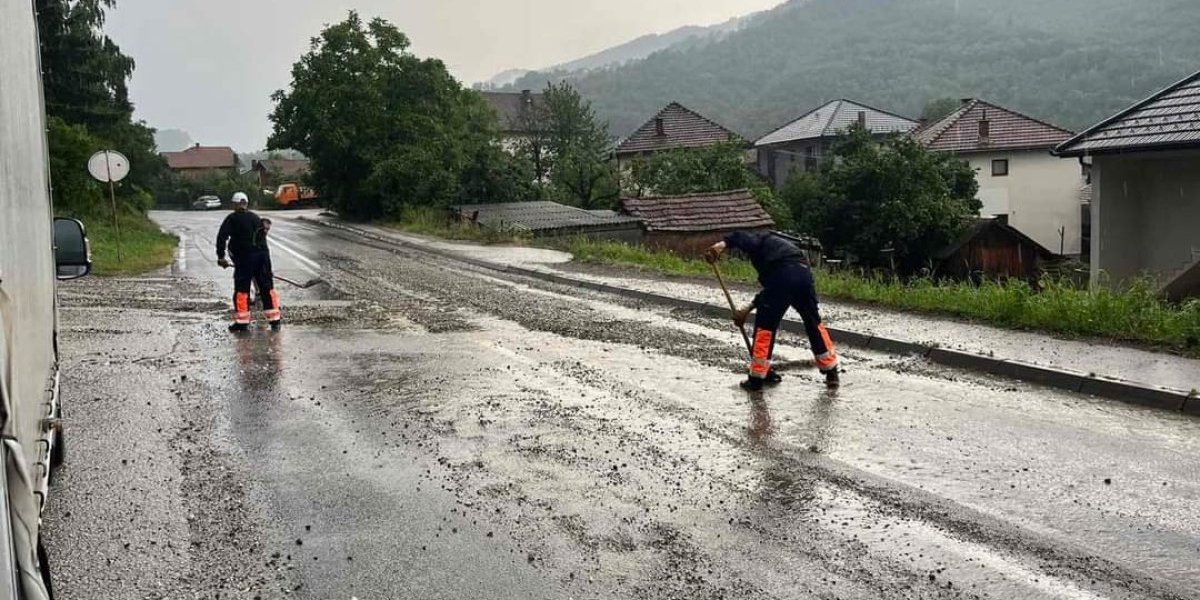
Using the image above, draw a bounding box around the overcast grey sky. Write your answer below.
[106,0,782,152]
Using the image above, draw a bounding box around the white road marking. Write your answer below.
[174,233,188,271]
[267,233,321,275]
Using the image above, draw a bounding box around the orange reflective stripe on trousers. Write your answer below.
[749,329,773,378]
[814,324,838,372]
[234,292,252,324]
[264,289,282,322]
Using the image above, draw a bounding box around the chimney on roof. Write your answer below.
[857,111,867,129]
[979,109,990,141]
[961,98,973,106]
[521,89,532,105]
[655,117,665,136]
[194,142,201,149]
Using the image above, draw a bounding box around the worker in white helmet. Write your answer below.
[216,192,282,332]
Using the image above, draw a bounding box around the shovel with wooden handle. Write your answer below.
[226,261,324,290]
[273,274,324,289]
[710,261,754,355]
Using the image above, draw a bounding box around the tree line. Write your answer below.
[273,13,981,273]
[36,0,165,217]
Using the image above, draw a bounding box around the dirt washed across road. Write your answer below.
[41,211,1200,599]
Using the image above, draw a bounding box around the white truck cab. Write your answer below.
[1,2,94,597]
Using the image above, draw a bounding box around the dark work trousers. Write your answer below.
[749,263,838,379]
[232,251,281,325]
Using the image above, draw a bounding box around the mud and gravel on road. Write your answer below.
[41,213,1200,599]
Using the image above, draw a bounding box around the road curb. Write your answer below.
[299,217,1197,416]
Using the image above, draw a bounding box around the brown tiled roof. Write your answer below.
[1055,69,1200,156]
[450,201,641,233]
[620,189,773,232]
[480,91,543,135]
[914,99,1072,153]
[252,159,310,178]
[162,145,238,170]
[616,102,744,156]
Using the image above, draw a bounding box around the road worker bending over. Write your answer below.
[216,192,281,332]
[706,231,839,391]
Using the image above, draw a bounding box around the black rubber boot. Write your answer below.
[740,377,765,392]
[228,323,249,333]
[765,370,783,386]
[824,368,840,388]
[269,320,282,332]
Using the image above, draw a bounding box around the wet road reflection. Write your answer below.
[235,330,284,396]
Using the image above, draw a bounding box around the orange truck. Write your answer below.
[274,183,320,208]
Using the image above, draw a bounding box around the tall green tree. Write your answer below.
[626,142,794,229]
[269,13,530,219]
[783,124,980,272]
[538,82,618,209]
[36,0,164,214]
[627,143,753,196]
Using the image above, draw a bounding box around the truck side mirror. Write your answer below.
[53,218,92,280]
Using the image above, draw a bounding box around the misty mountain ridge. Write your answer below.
[505,0,1200,139]
[481,10,762,89]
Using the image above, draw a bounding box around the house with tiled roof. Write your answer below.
[915,99,1082,256]
[161,144,239,180]
[619,189,774,256]
[480,90,543,146]
[755,99,919,190]
[1054,69,1200,299]
[615,102,745,162]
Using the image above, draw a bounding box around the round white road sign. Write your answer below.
[87,150,131,183]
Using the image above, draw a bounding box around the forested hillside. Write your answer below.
[510,0,1200,138]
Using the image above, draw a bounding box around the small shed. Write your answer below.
[936,218,1056,283]
[450,201,643,242]
[619,189,775,256]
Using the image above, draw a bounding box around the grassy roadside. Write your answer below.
[366,210,1200,355]
[70,210,178,276]
[565,239,1200,355]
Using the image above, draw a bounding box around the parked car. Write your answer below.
[192,195,221,210]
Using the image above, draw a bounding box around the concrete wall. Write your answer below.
[757,141,827,190]
[646,228,773,258]
[965,149,1084,255]
[1093,152,1200,286]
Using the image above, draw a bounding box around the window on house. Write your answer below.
[992,159,1009,177]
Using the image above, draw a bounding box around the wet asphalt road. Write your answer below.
[40,210,1200,599]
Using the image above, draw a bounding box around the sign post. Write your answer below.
[87,150,130,263]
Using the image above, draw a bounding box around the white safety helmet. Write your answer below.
[231,192,249,205]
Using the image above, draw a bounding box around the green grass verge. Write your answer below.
[70,211,178,276]
[564,238,1200,354]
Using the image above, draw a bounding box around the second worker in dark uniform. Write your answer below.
[217,192,282,332]
[707,231,839,391]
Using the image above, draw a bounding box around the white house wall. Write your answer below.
[1093,152,1200,286]
[965,150,1083,255]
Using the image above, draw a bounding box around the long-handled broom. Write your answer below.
[710,261,753,355]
